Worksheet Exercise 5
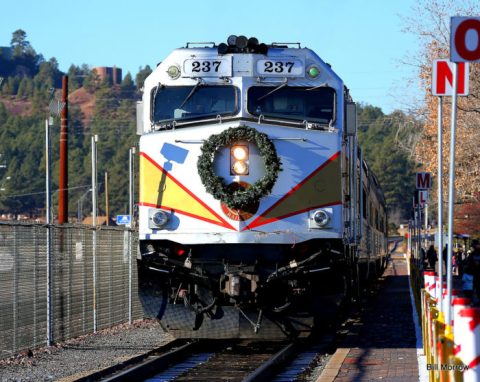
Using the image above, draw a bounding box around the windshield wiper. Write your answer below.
[256,81,288,101]
[306,82,328,91]
[178,78,204,109]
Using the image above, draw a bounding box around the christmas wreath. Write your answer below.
[197,126,282,210]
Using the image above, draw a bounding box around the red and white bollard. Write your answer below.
[456,307,480,382]
[453,297,472,365]
[453,297,471,337]
[440,288,460,311]
[424,271,436,298]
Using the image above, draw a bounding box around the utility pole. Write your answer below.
[45,119,53,345]
[58,76,68,224]
[91,135,98,226]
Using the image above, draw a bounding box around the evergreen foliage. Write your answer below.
[0,29,139,220]
[0,29,419,224]
[357,104,418,222]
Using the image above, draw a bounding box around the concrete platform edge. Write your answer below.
[406,253,429,382]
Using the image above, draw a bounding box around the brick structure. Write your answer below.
[92,66,122,85]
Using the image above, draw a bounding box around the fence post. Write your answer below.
[13,226,17,352]
[128,229,132,325]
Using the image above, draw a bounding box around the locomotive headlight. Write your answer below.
[232,146,248,161]
[152,210,169,227]
[232,161,248,175]
[313,210,329,227]
[231,145,249,175]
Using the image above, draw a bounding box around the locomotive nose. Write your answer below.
[197,126,281,211]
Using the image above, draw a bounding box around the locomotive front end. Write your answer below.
[137,36,356,338]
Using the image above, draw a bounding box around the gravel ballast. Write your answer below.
[0,320,173,382]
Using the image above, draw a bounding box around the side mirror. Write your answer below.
[136,101,143,135]
[345,102,357,136]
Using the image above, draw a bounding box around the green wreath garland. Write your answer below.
[197,126,282,210]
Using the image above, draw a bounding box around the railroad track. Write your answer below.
[76,278,385,381]
[73,319,355,381]
[80,335,336,382]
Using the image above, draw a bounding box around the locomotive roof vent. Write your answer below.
[217,35,268,55]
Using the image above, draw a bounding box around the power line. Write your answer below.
[1,184,102,199]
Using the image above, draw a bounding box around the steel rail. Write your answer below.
[242,342,299,382]
[74,339,196,382]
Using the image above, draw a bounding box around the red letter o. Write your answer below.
[455,19,480,61]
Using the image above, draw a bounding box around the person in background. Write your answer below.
[421,247,427,268]
[462,260,474,299]
[426,244,438,270]
[453,249,460,275]
[471,240,480,305]
[456,247,465,277]
[443,244,449,275]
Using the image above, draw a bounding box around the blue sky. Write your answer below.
[1,0,420,114]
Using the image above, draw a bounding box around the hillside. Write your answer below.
[0,96,32,117]
[0,87,95,123]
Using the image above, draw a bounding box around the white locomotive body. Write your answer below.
[137,36,387,338]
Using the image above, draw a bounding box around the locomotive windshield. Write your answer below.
[152,85,237,123]
[247,86,335,124]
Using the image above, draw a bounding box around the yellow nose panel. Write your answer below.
[245,152,342,230]
[139,152,235,230]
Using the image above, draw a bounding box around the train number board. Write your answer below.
[256,59,304,76]
[183,56,232,77]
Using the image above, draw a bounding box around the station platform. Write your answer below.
[318,254,421,381]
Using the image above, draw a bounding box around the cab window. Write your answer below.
[247,86,335,125]
[151,85,237,123]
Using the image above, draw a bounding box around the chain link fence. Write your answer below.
[0,222,143,359]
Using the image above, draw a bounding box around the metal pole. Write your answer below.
[91,135,98,332]
[58,76,68,224]
[105,172,109,226]
[92,135,98,227]
[446,63,458,326]
[412,206,419,266]
[417,201,424,262]
[437,96,444,312]
[425,202,428,249]
[408,221,412,256]
[128,148,135,229]
[45,119,53,346]
[128,147,136,324]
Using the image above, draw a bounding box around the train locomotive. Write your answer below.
[136,36,387,339]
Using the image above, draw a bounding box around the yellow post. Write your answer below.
[422,289,427,354]
[448,355,464,382]
[432,311,445,382]
[437,331,454,382]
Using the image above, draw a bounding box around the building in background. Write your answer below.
[93,66,122,85]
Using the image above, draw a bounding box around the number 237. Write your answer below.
[263,61,294,73]
[191,61,221,72]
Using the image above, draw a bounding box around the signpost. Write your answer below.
[416,173,432,267]
[442,16,478,326]
[432,60,469,96]
[450,17,480,62]
[418,190,428,208]
[117,215,132,226]
[416,172,433,190]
